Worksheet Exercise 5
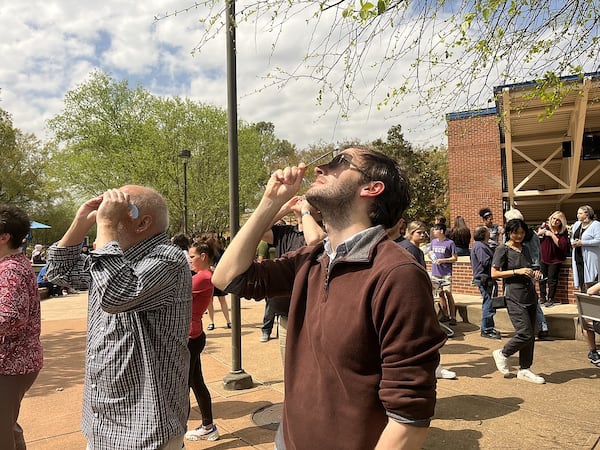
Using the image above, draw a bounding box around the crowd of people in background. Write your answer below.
[395,204,600,377]
[378,201,600,389]
[3,146,600,448]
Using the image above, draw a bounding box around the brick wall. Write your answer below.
[444,111,584,303]
[447,112,504,242]
[427,257,577,304]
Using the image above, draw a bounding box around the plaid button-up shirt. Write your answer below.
[47,233,192,449]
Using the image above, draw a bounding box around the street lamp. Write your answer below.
[178,149,191,235]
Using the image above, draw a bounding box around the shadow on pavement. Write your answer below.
[200,426,276,449]
[435,395,523,420]
[443,343,490,354]
[545,367,600,384]
[424,427,483,450]
[28,329,87,397]
[199,400,277,421]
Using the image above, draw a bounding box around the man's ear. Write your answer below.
[359,181,385,198]
[135,215,153,234]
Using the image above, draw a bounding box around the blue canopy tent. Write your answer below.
[30,221,51,229]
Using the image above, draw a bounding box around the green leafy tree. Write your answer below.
[373,125,448,223]
[47,71,288,234]
[157,1,600,119]
[0,107,77,244]
[0,109,48,207]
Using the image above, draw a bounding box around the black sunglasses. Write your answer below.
[317,153,371,180]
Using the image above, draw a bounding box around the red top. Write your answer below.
[540,231,570,264]
[189,269,214,339]
[0,253,43,375]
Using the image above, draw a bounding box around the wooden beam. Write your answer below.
[507,188,570,197]
[567,78,591,196]
[577,162,600,188]
[508,104,575,118]
[502,88,515,207]
[505,137,565,147]
[512,145,569,189]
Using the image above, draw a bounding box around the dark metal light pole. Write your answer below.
[222,0,253,390]
[179,149,191,235]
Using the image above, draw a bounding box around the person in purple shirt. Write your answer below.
[430,223,458,325]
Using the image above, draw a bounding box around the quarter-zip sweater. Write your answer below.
[226,226,446,449]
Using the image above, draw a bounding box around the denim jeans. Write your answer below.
[536,303,548,332]
[475,279,496,332]
[261,298,278,334]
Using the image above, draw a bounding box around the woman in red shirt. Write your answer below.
[536,211,570,307]
[184,237,219,442]
[0,204,43,449]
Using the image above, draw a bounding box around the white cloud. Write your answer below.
[1,0,452,151]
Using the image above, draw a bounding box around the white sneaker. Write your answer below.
[492,349,511,377]
[517,369,545,384]
[185,424,219,441]
[435,365,456,379]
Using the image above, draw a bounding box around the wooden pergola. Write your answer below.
[496,73,600,223]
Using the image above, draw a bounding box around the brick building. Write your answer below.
[445,74,600,303]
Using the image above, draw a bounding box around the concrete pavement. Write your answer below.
[20,292,600,449]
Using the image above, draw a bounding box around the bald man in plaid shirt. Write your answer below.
[47,185,191,450]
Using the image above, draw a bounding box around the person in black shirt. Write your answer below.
[398,221,426,267]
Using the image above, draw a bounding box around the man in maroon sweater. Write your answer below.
[213,146,446,449]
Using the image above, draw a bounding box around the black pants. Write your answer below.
[187,333,213,426]
[503,301,537,369]
[538,261,561,301]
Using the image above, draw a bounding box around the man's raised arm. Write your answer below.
[212,165,306,290]
[58,195,104,247]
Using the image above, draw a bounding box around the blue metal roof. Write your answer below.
[446,107,497,120]
[446,72,600,120]
[492,71,600,95]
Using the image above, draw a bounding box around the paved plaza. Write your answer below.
[21,292,600,449]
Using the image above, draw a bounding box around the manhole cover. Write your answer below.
[252,402,283,431]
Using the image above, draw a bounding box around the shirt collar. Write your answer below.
[324,226,378,263]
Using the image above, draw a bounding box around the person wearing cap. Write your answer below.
[479,207,503,249]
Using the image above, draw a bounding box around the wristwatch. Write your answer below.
[301,210,311,217]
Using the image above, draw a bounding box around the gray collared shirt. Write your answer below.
[47,233,192,449]
[323,226,376,265]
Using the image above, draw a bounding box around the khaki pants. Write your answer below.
[87,434,185,450]
[279,316,288,369]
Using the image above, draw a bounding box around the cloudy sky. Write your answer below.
[1,1,464,150]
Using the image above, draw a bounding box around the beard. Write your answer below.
[305,176,360,228]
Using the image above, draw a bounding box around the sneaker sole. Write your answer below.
[517,374,545,384]
[481,333,502,340]
[185,433,219,442]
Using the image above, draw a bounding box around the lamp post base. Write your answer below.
[223,370,254,390]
